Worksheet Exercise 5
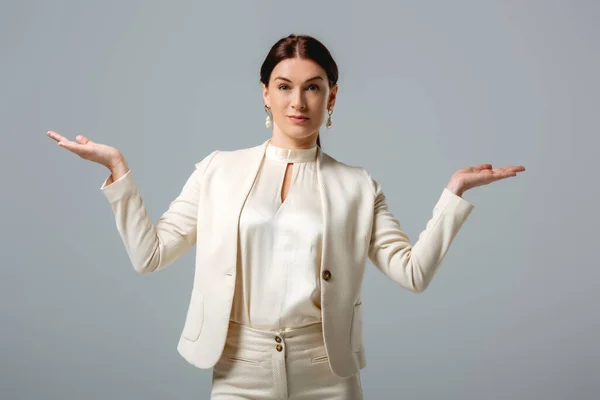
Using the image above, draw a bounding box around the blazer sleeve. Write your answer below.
[100,150,219,274]
[364,169,475,292]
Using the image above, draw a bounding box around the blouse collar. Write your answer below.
[265,139,318,163]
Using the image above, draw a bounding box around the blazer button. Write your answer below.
[276,344,283,352]
[322,270,332,281]
[275,336,282,343]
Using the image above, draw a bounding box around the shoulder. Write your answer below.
[320,151,377,196]
[323,151,367,175]
[194,149,219,172]
[194,141,262,171]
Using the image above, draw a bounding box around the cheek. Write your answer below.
[314,95,329,111]
[271,97,289,112]
[313,98,328,114]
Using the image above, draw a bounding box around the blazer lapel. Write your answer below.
[316,147,334,284]
[315,146,361,370]
[221,139,270,278]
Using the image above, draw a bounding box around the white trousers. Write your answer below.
[210,320,363,399]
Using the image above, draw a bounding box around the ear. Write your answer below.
[262,83,270,107]
[328,84,338,110]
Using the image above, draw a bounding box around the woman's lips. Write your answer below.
[288,116,309,123]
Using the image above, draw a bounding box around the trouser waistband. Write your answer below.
[226,320,325,353]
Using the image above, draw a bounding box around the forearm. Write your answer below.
[101,170,197,274]
[100,151,218,274]
[368,185,474,293]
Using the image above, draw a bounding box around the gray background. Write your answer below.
[2,0,598,398]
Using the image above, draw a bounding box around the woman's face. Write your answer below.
[262,57,337,147]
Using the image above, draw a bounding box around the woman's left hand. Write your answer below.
[447,164,526,196]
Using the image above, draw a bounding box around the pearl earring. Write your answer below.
[326,108,333,128]
[264,104,272,128]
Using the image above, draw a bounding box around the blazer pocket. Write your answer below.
[182,292,204,342]
[350,302,363,352]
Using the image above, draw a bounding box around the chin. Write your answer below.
[284,129,319,141]
[288,123,320,134]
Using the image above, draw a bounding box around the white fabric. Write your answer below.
[230,141,323,331]
[99,138,476,377]
[211,321,363,399]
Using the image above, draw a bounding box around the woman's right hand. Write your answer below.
[46,130,126,171]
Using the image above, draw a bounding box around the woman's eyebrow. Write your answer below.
[274,76,324,83]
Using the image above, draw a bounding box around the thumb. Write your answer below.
[76,135,93,144]
[474,164,492,171]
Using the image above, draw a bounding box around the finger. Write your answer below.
[498,166,525,172]
[493,169,518,179]
[46,130,68,143]
[76,135,92,144]
[58,140,89,155]
[500,166,525,174]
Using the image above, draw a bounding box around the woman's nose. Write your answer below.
[292,91,306,109]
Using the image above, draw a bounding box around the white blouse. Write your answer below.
[229,140,323,331]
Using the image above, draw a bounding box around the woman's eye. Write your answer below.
[278,84,319,91]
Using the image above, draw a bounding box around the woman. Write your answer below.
[46,34,525,399]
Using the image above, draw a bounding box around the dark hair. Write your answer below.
[260,34,339,148]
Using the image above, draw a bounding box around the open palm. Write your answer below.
[46,130,123,169]
[451,164,526,192]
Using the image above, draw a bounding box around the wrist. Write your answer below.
[446,180,465,197]
[109,154,127,170]
[108,156,129,180]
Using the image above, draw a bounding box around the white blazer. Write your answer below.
[101,138,474,378]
